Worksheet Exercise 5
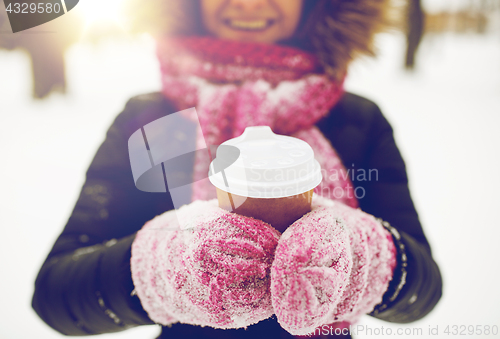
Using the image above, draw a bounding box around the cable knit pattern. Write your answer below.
[271,208,352,335]
[131,197,396,334]
[131,200,281,329]
[271,195,397,335]
[321,199,398,324]
[131,37,397,334]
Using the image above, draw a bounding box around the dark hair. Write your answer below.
[125,0,390,80]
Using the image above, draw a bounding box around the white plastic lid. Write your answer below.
[208,126,322,198]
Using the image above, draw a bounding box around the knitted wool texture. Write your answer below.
[131,37,396,333]
[271,195,397,335]
[126,0,390,81]
[157,37,358,209]
[131,200,281,328]
[131,197,397,334]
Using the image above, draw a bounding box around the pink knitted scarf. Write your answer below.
[157,36,358,208]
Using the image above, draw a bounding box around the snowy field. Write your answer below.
[1,31,499,338]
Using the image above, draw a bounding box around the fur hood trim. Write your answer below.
[307,0,390,79]
[126,0,391,80]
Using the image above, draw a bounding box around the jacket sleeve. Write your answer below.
[319,93,442,323]
[32,94,175,335]
[359,99,443,322]
[360,106,442,323]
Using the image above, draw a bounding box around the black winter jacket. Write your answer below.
[32,92,442,338]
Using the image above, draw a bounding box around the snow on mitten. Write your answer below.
[270,195,397,335]
[131,200,281,329]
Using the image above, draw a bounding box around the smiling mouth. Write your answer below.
[223,19,275,31]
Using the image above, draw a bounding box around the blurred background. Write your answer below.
[1,0,499,338]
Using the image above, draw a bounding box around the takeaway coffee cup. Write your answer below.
[208,126,322,232]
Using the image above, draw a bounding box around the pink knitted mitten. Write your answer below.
[270,195,397,335]
[131,200,281,329]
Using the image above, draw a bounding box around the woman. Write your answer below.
[32,0,442,338]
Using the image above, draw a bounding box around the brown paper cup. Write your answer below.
[216,187,313,232]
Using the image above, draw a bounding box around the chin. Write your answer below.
[222,31,278,44]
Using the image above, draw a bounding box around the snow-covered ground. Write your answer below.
[1,30,499,338]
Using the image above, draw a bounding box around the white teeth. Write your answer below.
[228,19,268,30]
